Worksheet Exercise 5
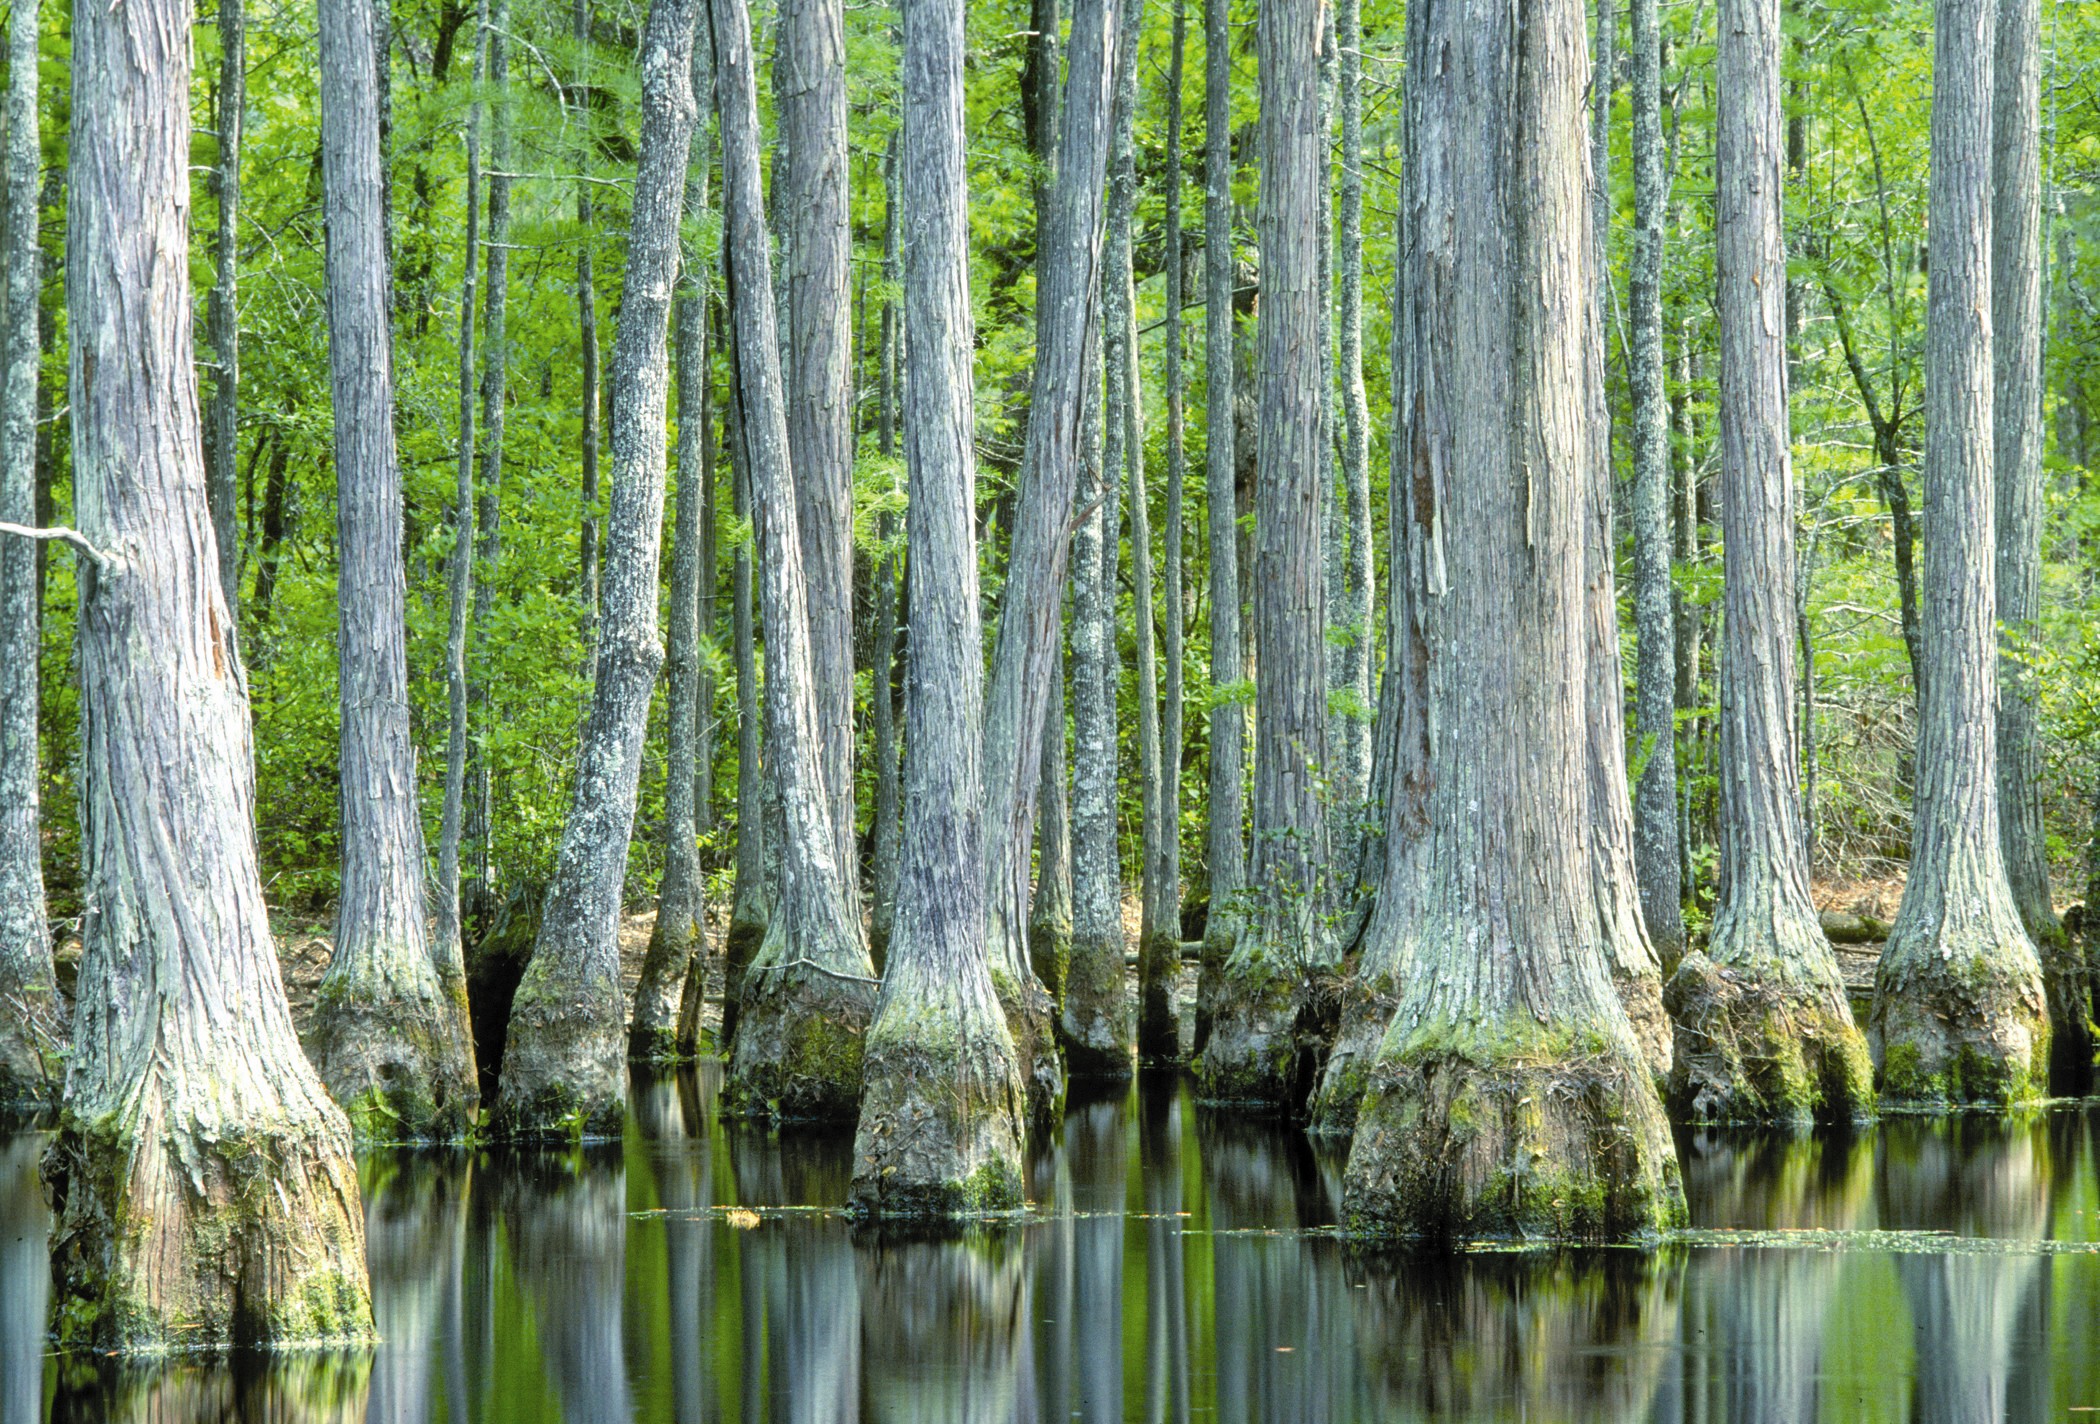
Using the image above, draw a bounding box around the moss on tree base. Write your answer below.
[1871,937,2050,1108]
[45,1103,374,1351]
[629,911,702,1066]
[303,973,479,1144]
[1308,971,1400,1137]
[488,968,627,1144]
[1195,950,1300,1107]
[1028,916,1072,1014]
[849,995,1028,1219]
[726,962,877,1123]
[1059,927,1134,1080]
[717,910,766,1049]
[1340,1018,1684,1244]
[992,968,1066,1127]
[1664,952,1875,1124]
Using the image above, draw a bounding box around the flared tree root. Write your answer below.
[1664,952,1874,1124]
[1308,971,1401,1137]
[304,973,479,1143]
[849,994,1027,1218]
[1059,927,1133,1080]
[1195,950,1302,1106]
[1871,944,2051,1107]
[488,965,627,1142]
[1341,1020,1684,1243]
[726,960,878,1122]
[716,908,766,1049]
[44,1103,374,1350]
[629,910,702,1065]
[993,968,1066,1128]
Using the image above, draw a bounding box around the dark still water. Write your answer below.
[8,1069,2100,1421]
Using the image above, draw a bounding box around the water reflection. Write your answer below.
[12,1081,2100,1420]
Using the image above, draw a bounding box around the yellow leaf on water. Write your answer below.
[725,1208,761,1230]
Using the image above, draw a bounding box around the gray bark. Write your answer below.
[871,131,905,973]
[467,0,513,911]
[849,0,1026,1212]
[1067,0,1145,1081]
[310,0,478,1141]
[1326,0,1372,863]
[1022,0,1071,1011]
[1627,0,1683,961]
[776,0,859,884]
[1198,0,1331,1105]
[493,0,698,1139]
[1337,0,1680,1241]
[1196,0,1244,1056]
[638,49,717,1063]
[1992,0,2083,1073]
[45,0,373,1340]
[712,0,877,1122]
[1148,0,1188,1065]
[577,0,602,662]
[434,14,482,999]
[1871,0,2050,1106]
[722,415,769,1045]
[1665,0,1872,1125]
[207,0,243,621]
[981,0,1122,1122]
[0,0,57,1112]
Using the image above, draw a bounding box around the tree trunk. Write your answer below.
[1871,0,2050,1106]
[1147,0,1188,1064]
[434,15,481,1035]
[1195,0,1243,1058]
[206,0,244,622]
[1326,0,1373,874]
[1198,0,1331,1106]
[576,0,603,664]
[849,0,1027,1213]
[1664,0,1872,1125]
[1626,0,1683,962]
[981,0,1122,1123]
[466,0,513,919]
[492,0,699,1139]
[310,0,478,1141]
[1067,0,1146,1080]
[43,0,373,1340]
[1337,0,1681,1241]
[0,0,58,1113]
[870,131,906,974]
[637,46,716,1063]
[720,406,769,1047]
[1022,0,1072,1014]
[775,0,859,887]
[1993,0,2085,1076]
[712,0,878,1122]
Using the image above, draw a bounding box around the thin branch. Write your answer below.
[0,521,116,570]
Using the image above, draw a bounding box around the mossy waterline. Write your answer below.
[1871,934,2051,1108]
[303,967,479,1144]
[726,959,878,1123]
[1664,951,1876,1125]
[44,1099,375,1352]
[849,983,1029,1219]
[488,962,628,1144]
[1341,1014,1684,1244]
[1195,942,1302,1107]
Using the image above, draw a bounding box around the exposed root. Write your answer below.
[1341,1019,1683,1244]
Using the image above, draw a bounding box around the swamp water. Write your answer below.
[6,1066,2100,1421]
